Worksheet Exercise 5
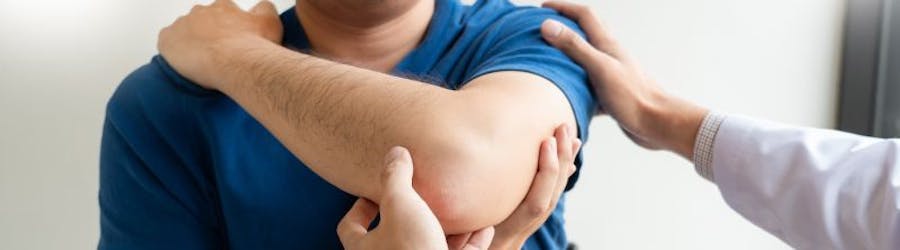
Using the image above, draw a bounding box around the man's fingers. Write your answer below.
[190,4,205,13]
[250,0,278,16]
[542,1,626,60]
[463,227,495,250]
[213,0,239,8]
[540,19,616,72]
[337,198,378,246]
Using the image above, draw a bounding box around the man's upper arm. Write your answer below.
[99,61,221,249]
[419,9,596,233]
[461,8,596,148]
[460,8,596,191]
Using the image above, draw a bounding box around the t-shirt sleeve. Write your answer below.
[99,58,222,249]
[463,8,597,190]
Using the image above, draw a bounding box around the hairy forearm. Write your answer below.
[212,38,573,233]
[216,37,460,200]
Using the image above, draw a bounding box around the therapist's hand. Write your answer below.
[489,125,581,249]
[157,0,282,89]
[338,146,494,250]
[539,1,709,159]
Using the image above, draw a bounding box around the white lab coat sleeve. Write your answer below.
[710,115,900,250]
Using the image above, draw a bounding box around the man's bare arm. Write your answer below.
[219,40,575,233]
[158,1,577,234]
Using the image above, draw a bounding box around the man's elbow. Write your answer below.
[407,123,535,234]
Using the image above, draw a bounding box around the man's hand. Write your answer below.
[539,1,708,159]
[157,0,282,89]
[338,147,494,250]
[490,125,581,249]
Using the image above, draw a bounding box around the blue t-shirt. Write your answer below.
[98,0,596,249]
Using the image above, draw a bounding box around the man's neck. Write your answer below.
[295,1,434,72]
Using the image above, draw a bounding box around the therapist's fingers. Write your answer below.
[557,125,576,175]
[336,198,378,246]
[544,126,576,223]
[381,146,416,197]
[568,137,583,174]
[498,137,558,231]
[572,137,583,159]
[531,125,576,223]
[542,1,627,60]
[446,232,472,250]
[541,19,614,67]
[462,227,494,250]
[529,136,561,216]
[491,126,578,248]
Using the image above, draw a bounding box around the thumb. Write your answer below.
[541,19,613,68]
[250,0,277,16]
[382,146,416,196]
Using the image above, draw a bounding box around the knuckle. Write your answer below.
[335,221,349,236]
[543,161,561,174]
[561,33,581,48]
[335,221,358,241]
[381,164,399,183]
[158,27,171,42]
[559,154,573,165]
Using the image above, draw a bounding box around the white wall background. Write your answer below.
[0,0,844,249]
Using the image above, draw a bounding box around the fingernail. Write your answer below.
[385,146,405,164]
[547,20,564,38]
[550,137,557,150]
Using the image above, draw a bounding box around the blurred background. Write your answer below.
[0,0,859,249]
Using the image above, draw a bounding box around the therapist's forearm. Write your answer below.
[537,4,707,160]
[703,115,900,249]
[636,92,708,159]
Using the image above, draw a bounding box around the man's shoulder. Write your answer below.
[456,0,585,60]
[105,56,218,135]
[464,0,579,34]
[109,56,218,112]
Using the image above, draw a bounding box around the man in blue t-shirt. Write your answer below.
[99,0,596,249]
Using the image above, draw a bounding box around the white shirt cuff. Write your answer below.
[692,112,727,181]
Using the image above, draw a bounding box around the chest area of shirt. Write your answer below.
[198,108,354,248]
